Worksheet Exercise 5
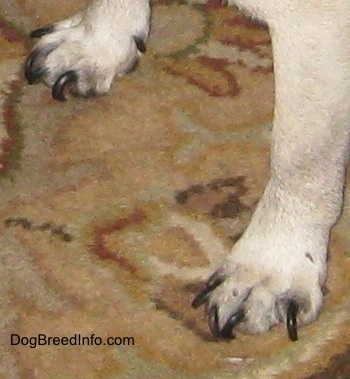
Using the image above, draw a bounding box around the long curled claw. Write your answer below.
[52,71,78,102]
[209,306,244,339]
[191,274,224,309]
[286,300,299,341]
[208,305,222,338]
[29,25,55,39]
[192,273,246,339]
[208,306,244,339]
[221,309,244,338]
[25,50,46,84]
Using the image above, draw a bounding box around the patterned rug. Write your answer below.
[0,1,349,378]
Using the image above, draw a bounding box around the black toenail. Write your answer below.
[286,300,299,341]
[134,36,147,53]
[25,50,45,84]
[220,309,244,339]
[52,71,78,102]
[29,25,55,39]
[208,305,222,338]
[191,274,224,308]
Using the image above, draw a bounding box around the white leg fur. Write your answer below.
[25,0,350,336]
[200,0,350,336]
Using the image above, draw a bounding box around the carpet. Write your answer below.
[0,1,349,378]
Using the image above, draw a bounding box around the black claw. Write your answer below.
[25,50,46,84]
[208,306,243,339]
[29,25,55,39]
[286,300,299,341]
[221,309,244,338]
[52,71,78,102]
[208,306,222,338]
[191,274,224,309]
[25,46,56,84]
[134,36,147,53]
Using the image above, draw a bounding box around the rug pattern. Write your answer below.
[0,1,350,378]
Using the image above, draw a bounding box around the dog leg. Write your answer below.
[25,0,151,100]
[193,1,350,339]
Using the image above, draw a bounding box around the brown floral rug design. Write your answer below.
[0,1,349,378]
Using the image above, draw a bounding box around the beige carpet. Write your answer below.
[0,1,350,378]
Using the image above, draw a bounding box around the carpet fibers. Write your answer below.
[0,1,349,378]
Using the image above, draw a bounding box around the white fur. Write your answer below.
[28,0,350,334]
[211,0,350,333]
[30,0,150,95]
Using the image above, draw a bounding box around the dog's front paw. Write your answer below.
[25,2,150,101]
[192,200,328,341]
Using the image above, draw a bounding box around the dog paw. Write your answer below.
[192,252,326,341]
[25,2,150,101]
[192,196,329,341]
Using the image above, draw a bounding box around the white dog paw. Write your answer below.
[192,220,328,341]
[25,3,150,101]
